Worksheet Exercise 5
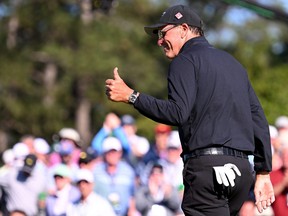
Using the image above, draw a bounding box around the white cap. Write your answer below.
[136,137,150,155]
[102,137,122,153]
[34,138,50,155]
[278,131,288,146]
[76,169,94,183]
[2,149,14,165]
[13,142,29,159]
[167,130,181,148]
[269,125,278,139]
[275,116,288,129]
[59,128,81,145]
[129,135,150,155]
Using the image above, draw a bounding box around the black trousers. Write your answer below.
[181,155,254,216]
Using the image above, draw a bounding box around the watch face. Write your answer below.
[129,92,138,104]
[129,95,137,103]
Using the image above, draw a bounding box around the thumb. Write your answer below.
[113,67,121,80]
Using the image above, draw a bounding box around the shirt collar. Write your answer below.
[179,36,209,54]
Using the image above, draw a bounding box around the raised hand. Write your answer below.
[105,67,133,103]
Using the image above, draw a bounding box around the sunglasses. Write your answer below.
[158,25,178,39]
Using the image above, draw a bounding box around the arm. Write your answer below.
[127,196,138,216]
[91,112,121,154]
[113,127,130,156]
[135,187,154,214]
[248,83,275,212]
[91,127,108,154]
[134,57,197,125]
[248,82,272,172]
[106,57,197,126]
[161,185,182,212]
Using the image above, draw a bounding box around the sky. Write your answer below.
[206,0,288,47]
[225,0,288,26]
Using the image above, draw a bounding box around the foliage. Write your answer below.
[0,0,287,147]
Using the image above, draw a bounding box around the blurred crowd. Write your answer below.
[0,112,184,216]
[1,113,288,216]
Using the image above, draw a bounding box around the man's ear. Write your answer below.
[180,23,190,38]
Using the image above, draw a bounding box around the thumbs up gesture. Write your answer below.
[105,67,134,103]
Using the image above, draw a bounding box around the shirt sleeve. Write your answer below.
[248,81,272,172]
[90,127,108,154]
[134,55,197,126]
[113,127,130,155]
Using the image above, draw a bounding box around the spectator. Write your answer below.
[90,112,130,157]
[9,209,27,216]
[0,149,14,176]
[137,124,172,184]
[93,137,137,216]
[66,169,116,216]
[269,125,282,171]
[33,137,51,172]
[164,130,184,191]
[275,115,288,133]
[270,144,288,216]
[32,138,51,215]
[20,134,35,154]
[78,147,99,170]
[45,164,80,216]
[135,163,181,216]
[49,128,82,167]
[141,123,171,165]
[239,201,255,216]
[138,130,184,189]
[0,154,46,215]
[47,141,79,193]
[0,149,14,215]
[275,116,288,148]
[12,142,29,168]
[121,114,150,167]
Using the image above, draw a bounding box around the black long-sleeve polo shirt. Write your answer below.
[134,36,272,172]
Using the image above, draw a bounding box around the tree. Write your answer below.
[0,0,287,151]
[0,0,169,148]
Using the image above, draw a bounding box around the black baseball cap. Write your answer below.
[144,5,203,36]
[78,147,98,165]
[21,154,37,174]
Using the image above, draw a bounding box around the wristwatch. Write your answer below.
[128,90,139,104]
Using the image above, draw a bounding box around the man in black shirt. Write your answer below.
[105,4,275,216]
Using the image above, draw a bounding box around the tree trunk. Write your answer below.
[76,98,92,149]
[7,16,19,49]
[80,0,93,24]
[0,130,9,153]
[43,62,57,107]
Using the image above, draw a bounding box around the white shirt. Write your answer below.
[66,192,116,216]
[53,184,72,215]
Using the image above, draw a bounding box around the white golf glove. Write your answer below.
[213,163,241,187]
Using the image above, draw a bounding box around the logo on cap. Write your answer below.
[175,12,183,19]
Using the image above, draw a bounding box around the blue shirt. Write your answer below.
[93,161,136,216]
